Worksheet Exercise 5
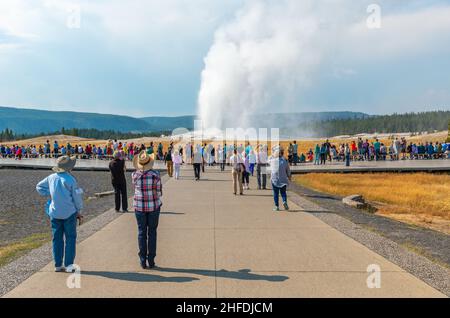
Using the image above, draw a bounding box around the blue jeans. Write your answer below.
[135,209,160,265]
[51,213,77,267]
[345,154,350,166]
[272,184,287,207]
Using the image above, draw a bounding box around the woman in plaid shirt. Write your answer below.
[132,151,162,269]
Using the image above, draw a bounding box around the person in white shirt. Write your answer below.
[172,150,183,180]
[217,145,225,171]
[185,142,192,164]
[229,149,243,195]
[256,145,268,189]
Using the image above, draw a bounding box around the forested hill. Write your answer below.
[302,111,450,137]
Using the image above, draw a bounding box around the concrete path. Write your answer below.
[4,170,445,297]
[1,157,449,173]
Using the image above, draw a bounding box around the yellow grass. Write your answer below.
[0,233,51,267]
[294,173,450,234]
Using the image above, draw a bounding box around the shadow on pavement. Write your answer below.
[81,270,199,283]
[161,212,185,215]
[156,267,289,282]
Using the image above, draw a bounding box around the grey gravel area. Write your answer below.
[0,173,168,297]
[0,169,133,245]
[288,188,450,296]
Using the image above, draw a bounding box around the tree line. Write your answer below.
[1,111,449,142]
[0,127,171,142]
[300,111,450,137]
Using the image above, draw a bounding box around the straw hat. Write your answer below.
[53,155,76,173]
[133,151,155,171]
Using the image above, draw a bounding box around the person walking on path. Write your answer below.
[256,145,268,190]
[132,151,162,269]
[248,149,256,176]
[165,150,173,177]
[292,141,299,165]
[269,147,291,211]
[314,144,320,165]
[320,143,327,165]
[230,149,243,195]
[185,142,192,164]
[173,150,183,180]
[109,151,128,212]
[201,144,207,173]
[242,152,251,190]
[36,155,84,273]
[156,142,163,161]
[218,145,225,171]
[345,143,351,167]
[193,145,202,181]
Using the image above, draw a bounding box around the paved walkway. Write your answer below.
[4,170,445,297]
[1,157,449,173]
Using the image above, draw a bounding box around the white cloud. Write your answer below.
[345,5,450,60]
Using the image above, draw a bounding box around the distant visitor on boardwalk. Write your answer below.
[132,151,162,269]
[35,155,84,273]
[109,150,128,213]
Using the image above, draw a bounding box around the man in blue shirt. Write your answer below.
[36,155,83,273]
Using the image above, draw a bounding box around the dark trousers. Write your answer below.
[293,153,298,165]
[272,184,287,207]
[242,171,250,184]
[193,163,201,179]
[113,183,128,211]
[320,153,326,164]
[135,209,160,265]
[220,162,225,171]
[256,164,267,189]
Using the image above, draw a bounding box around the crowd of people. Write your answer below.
[2,137,449,164]
[294,137,450,166]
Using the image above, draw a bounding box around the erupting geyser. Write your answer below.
[197,0,337,131]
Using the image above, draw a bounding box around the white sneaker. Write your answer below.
[65,265,77,273]
[55,266,65,272]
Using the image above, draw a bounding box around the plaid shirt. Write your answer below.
[132,170,162,213]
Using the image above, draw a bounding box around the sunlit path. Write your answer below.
[3,170,445,297]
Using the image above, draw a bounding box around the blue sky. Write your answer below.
[0,0,449,118]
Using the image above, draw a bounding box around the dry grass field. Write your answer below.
[294,173,450,234]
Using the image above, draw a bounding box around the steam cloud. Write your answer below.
[197,0,341,131]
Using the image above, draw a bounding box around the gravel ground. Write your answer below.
[0,169,133,245]
[288,185,450,296]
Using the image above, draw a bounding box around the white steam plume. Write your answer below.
[198,0,337,130]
